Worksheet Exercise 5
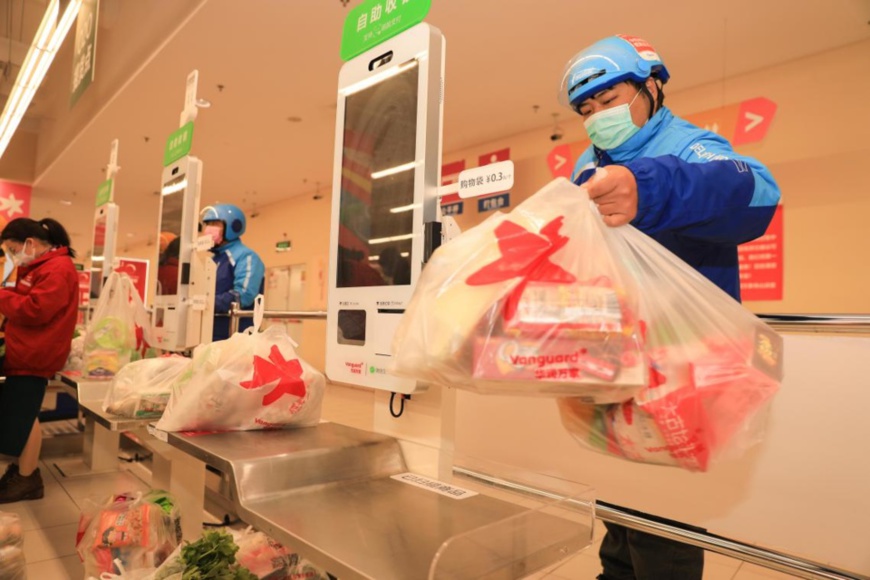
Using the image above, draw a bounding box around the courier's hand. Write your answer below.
[585,166,638,227]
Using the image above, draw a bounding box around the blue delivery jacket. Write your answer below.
[210,238,265,341]
[572,107,780,301]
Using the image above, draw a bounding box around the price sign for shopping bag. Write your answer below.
[390,473,478,499]
[457,160,514,199]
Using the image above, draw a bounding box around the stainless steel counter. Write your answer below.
[165,423,592,579]
[56,371,114,402]
[78,399,154,432]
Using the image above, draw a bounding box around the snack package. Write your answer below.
[103,356,191,418]
[83,272,153,379]
[232,527,332,580]
[0,512,24,580]
[155,325,324,433]
[76,490,182,578]
[392,178,646,403]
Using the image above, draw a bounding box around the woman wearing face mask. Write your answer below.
[0,218,78,503]
[559,36,781,580]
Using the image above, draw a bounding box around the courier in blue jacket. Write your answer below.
[560,35,780,579]
[201,204,265,341]
[564,35,780,302]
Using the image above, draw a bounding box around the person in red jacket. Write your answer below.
[0,218,78,503]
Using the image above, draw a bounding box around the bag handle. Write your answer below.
[246,294,265,334]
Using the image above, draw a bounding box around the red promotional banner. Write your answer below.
[731,97,777,146]
[77,271,91,325]
[441,160,466,186]
[440,159,466,205]
[545,139,591,180]
[738,205,784,301]
[115,258,150,302]
[0,181,31,229]
[547,144,573,179]
[478,148,510,167]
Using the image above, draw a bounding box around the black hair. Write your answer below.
[0,217,77,258]
[159,236,180,265]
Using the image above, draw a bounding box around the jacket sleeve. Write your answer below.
[0,271,70,326]
[623,135,781,245]
[213,248,265,313]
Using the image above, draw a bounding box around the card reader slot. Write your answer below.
[377,309,405,314]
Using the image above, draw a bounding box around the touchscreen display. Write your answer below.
[337,61,418,288]
[91,215,106,261]
[156,177,185,296]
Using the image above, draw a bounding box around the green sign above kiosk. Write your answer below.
[164,122,195,166]
[95,178,113,207]
[340,0,431,61]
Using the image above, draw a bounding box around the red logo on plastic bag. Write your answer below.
[466,217,576,320]
[240,345,307,406]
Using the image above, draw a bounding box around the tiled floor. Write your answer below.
[1,448,151,579]
[0,415,810,579]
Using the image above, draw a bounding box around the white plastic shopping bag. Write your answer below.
[155,298,324,432]
[102,356,191,418]
[392,176,783,471]
[392,177,646,403]
[82,272,153,379]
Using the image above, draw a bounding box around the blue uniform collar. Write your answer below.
[594,107,673,164]
[211,237,241,254]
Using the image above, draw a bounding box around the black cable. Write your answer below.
[117,452,153,463]
[389,392,408,418]
[203,513,242,528]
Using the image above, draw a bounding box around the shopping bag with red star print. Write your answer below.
[155,324,324,432]
[391,177,646,403]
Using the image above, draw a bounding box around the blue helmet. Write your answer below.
[200,203,246,241]
[559,35,670,111]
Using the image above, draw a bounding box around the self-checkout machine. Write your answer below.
[136,70,218,541]
[326,1,449,477]
[318,2,595,577]
[59,140,130,476]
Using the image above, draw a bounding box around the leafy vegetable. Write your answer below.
[176,530,258,580]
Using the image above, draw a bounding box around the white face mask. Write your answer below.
[11,240,35,267]
[583,89,644,150]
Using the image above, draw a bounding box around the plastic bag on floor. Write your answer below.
[76,490,182,578]
[155,323,324,433]
[82,272,153,379]
[0,512,25,580]
[231,527,332,580]
[392,177,646,403]
[103,356,191,418]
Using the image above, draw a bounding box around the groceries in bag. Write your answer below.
[156,325,324,433]
[392,178,646,403]
[103,356,191,419]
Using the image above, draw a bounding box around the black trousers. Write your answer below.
[0,375,47,458]
[598,506,705,580]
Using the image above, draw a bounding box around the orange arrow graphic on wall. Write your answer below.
[732,97,777,146]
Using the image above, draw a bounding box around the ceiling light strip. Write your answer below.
[0,0,82,159]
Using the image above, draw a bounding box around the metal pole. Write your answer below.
[453,467,865,580]
[758,314,870,334]
[231,309,328,321]
[228,302,240,336]
[594,503,863,580]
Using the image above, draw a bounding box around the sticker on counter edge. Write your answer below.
[390,472,478,499]
[146,424,169,442]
